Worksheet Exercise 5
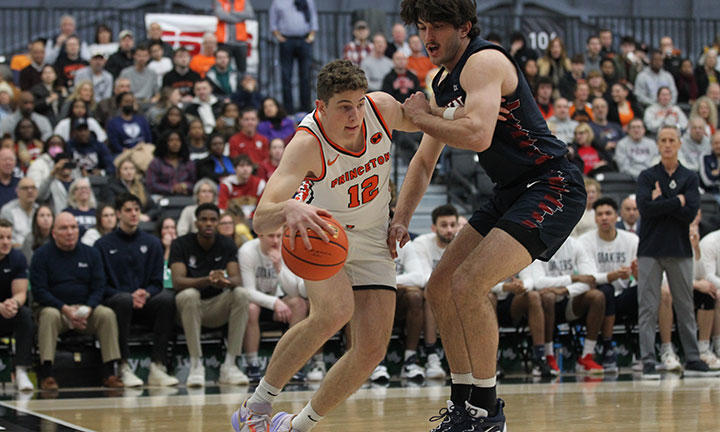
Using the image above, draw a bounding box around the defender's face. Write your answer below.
[318,90,366,140]
[416,19,467,67]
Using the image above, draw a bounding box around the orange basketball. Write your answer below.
[282,215,349,281]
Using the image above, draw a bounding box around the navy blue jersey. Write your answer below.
[432,37,569,188]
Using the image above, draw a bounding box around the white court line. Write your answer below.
[0,400,96,432]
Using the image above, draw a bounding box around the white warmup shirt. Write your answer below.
[578,228,638,296]
[395,240,429,288]
[534,236,597,300]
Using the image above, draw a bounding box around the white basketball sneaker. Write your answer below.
[219,363,250,385]
[660,350,682,372]
[148,362,179,386]
[120,363,144,387]
[187,359,206,387]
[425,353,447,379]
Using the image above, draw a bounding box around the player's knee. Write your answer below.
[541,292,555,308]
[176,288,201,309]
[231,286,249,307]
[313,304,352,334]
[248,303,261,323]
[406,289,424,311]
[356,339,388,367]
[588,289,605,306]
[527,290,541,307]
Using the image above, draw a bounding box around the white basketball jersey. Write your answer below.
[294,95,393,231]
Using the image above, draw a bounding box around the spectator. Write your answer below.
[228,108,269,163]
[66,117,114,176]
[695,49,720,97]
[584,35,603,73]
[20,204,52,264]
[535,76,554,120]
[27,135,66,189]
[590,97,624,155]
[384,23,411,58]
[0,177,37,247]
[523,59,539,92]
[147,87,184,128]
[508,31,537,71]
[360,34,394,92]
[206,48,238,98]
[63,177,97,235]
[37,152,75,214]
[537,37,571,99]
[615,118,658,179]
[269,0,318,113]
[546,97,578,144]
[31,65,66,126]
[0,91,53,140]
[80,204,116,247]
[88,24,119,60]
[617,195,640,233]
[257,97,295,143]
[0,84,15,124]
[95,77,131,128]
[532,237,605,374]
[634,50,678,108]
[707,83,720,113]
[106,30,135,78]
[119,44,159,104]
[572,122,611,175]
[679,116,711,172]
[700,132,720,196]
[19,39,47,91]
[171,203,250,387]
[213,0,254,72]
[44,15,90,65]
[569,81,593,122]
[221,207,253,248]
[690,96,718,136]
[0,219,34,391]
[382,50,421,103]
[676,58,699,105]
[218,154,265,216]
[147,41,173,88]
[184,80,222,134]
[660,36,683,76]
[13,118,43,171]
[106,92,152,155]
[230,74,263,110]
[195,134,234,185]
[406,34,435,88]
[600,57,620,89]
[587,70,607,100]
[143,22,173,58]
[239,226,307,382]
[74,51,113,104]
[189,33,218,78]
[343,20,373,67]
[256,138,284,181]
[162,47,201,102]
[31,212,123,390]
[146,130,196,196]
[97,193,179,387]
[635,125,714,378]
[177,178,219,236]
[607,82,640,129]
[106,158,157,222]
[58,81,96,121]
[578,197,639,372]
[53,99,107,143]
[53,35,88,89]
[152,105,188,142]
[215,102,242,141]
[159,217,176,290]
[644,87,688,135]
[559,54,585,101]
[186,119,209,160]
[0,149,20,209]
[618,36,642,86]
[572,177,601,238]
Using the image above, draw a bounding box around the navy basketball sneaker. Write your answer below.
[463,399,507,432]
[429,400,471,431]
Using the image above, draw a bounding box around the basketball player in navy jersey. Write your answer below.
[388,1,587,430]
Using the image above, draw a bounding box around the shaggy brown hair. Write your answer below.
[400,0,480,39]
[316,60,368,103]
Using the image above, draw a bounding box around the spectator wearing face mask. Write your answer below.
[106,92,152,155]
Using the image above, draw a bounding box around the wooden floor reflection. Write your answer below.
[5,375,720,431]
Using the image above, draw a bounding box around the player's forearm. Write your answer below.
[411,110,491,152]
[253,199,290,234]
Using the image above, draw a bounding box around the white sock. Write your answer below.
[451,372,473,385]
[699,340,711,354]
[713,336,720,352]
[582,339,597,357]
[248,377,282,408]
[246,351,259,366]
[291,401,323,432]
[224,353,236,367]
[660,342,673,355]
[471,376,496,387]
[545,342,554,357]
[404,350,417,362]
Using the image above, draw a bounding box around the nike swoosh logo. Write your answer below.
[308,415,319,422]
[526,180,541,189]
[327,154,339,166]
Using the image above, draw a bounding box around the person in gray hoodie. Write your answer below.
[679,116,711,172]
[614,118,658,178]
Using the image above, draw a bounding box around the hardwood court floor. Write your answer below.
[3,375,720,431]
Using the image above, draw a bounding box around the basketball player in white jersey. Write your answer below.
[231,59,421,432]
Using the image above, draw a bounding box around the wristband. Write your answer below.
[443,107,457,120]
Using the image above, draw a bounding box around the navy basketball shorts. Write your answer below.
[469,158,586,261]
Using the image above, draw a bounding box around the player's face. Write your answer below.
[195,210,219,239]
[594,204,617,232]
[416,19,468,67]
[0,227,11,256]
[433,215,458,245]
[319,90,366,141]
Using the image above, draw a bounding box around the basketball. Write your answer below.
[282,215,349,281]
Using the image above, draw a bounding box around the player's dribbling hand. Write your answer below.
[402,92,431,122]
[387,222,410,259]
[283,199,333,250]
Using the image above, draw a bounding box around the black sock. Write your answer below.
[603,339,613,353]
[532,344,546,361]
[103,361,116,379]
[450,383,472,408]
[468,385,497,417]
[425,342,440,356]
[40,361,52,378]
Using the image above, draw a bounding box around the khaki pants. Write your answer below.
[175,287,249,358]
[38,305,121,364]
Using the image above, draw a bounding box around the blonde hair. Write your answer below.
[584,176,601,194]
[574,122,595,145]
[691,96,718,130]
[67,177,97,209]
[116,159,147,207]
[67,80,96,112]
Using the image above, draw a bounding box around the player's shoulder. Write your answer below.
[701,229,720,245]
[617,229,639,242]
[413,232,435,247]
[577,229,597,245]
[239,237,260,253]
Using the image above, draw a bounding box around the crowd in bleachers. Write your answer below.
[0,5,719,393]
